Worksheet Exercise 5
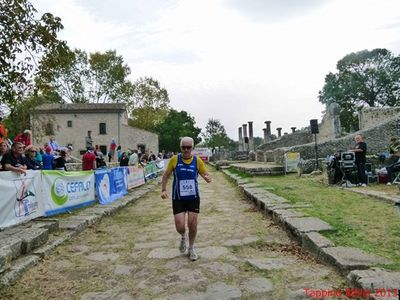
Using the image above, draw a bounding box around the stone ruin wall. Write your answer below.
[270,115,400,165]
[359,107,400,130]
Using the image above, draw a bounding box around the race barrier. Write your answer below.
[42,170,95,216]
[94,167,128,205]
[0,170,45,228]
[0,162,161,228]
[127,166,146,189]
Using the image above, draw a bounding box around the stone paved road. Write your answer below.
[0,168,348,300]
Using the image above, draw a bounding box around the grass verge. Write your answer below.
[228,168,400,271]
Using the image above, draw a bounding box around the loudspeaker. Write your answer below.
[310,119,319,134]
[244,137,249,143]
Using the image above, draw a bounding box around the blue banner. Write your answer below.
[95,167,128,205]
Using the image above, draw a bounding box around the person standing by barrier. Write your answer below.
[161,137,212,261]
[82,147,96,171]
[1,142,27,175]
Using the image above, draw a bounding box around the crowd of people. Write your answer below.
[0,128,72,174]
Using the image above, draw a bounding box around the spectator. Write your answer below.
[119,152,129,167]
[1,142,27,175]
[385,137,400,185]
[117,145,122,162]
[42,146,54,170]
[14,130,31,146]
[53,150,67,171]
[128,150,139,167]
[109,139,117,161]
[85,130,93,151]
[24,145,42,170]
[49,136,60,152]
[0,141,9,171]
[350,134,367,187]
[0,113,8,143]
[82,147,96,171]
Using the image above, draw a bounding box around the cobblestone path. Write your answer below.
[1,168,347,299]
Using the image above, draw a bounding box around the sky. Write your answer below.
[32,0,400,139]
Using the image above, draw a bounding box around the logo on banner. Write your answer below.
[51,178,68,205]
[14,177,38,217]
[99,173,110,200]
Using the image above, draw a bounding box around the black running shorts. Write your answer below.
[172,199,200,215]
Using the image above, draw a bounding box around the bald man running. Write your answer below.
[161,137,212,261]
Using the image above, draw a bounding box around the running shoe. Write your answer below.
[179,237,187,253]
[188,248,198,261]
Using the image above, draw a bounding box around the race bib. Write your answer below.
[179,179,196,196]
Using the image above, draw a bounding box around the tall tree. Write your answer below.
[202,118,234,150]
[129,77,170,131]
[36,48,134,103]
[154,109,201,152]
[0,0,66,111]
[319,48,400,131]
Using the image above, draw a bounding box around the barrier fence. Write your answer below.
[0,160,167,229]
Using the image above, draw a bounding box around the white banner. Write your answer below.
[42,170,95,216]
[127,166,145,189]
[0,171,45,229]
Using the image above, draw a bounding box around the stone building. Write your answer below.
[31,103,158,158]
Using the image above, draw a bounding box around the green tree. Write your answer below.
[154,109,201,152]
[129,77,170,131]
[0,0,66,112]
[4,94,60,138]
[202,118,234,150]
[36,48,134,103]
[319,48,400,131]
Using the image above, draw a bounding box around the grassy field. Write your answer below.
[227,167,400,271]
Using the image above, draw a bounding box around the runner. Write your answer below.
[161,137,212,261]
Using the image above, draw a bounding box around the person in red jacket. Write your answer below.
[82,147,96,171]
[13,130,31,146]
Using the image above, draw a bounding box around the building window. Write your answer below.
[99,123,107,134]
[67,120,72,127]
[45,123,54,136]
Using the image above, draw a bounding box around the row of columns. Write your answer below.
[238,121,297,151]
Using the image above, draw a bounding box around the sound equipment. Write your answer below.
[310,119,319,134]
[244,137,249,143]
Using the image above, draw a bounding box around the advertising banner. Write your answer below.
[42,170,95,216]
[94,167,128,204]
[127,166,145,189]
[0,171,45,229]
[192,148,212,161]
[285,152,301,173]
[144,161,158,180]
[109,167,128,200]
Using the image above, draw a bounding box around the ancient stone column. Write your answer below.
[263,128,267,143]
[238,127,243,151]
[242,124,248,151]
[248,121,254,151]
[276,127,282,137]
[291,127,296,133]
[265,121,272,141]
[265,121,271,135]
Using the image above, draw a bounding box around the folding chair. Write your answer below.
[392,171,400,184]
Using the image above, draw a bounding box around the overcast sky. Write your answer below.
[33,0,400,139]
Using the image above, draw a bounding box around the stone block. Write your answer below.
[347,268,400,291]
[32,234,72,258]
[58,218,88,234]
[272,209,304,224]
[0,255,40,286]
[19,228,49,254]
[284,217,334,238]
[320,247,392,274]
[31,219,59,233]
[0,236,23,260]
[301,232,334,258]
